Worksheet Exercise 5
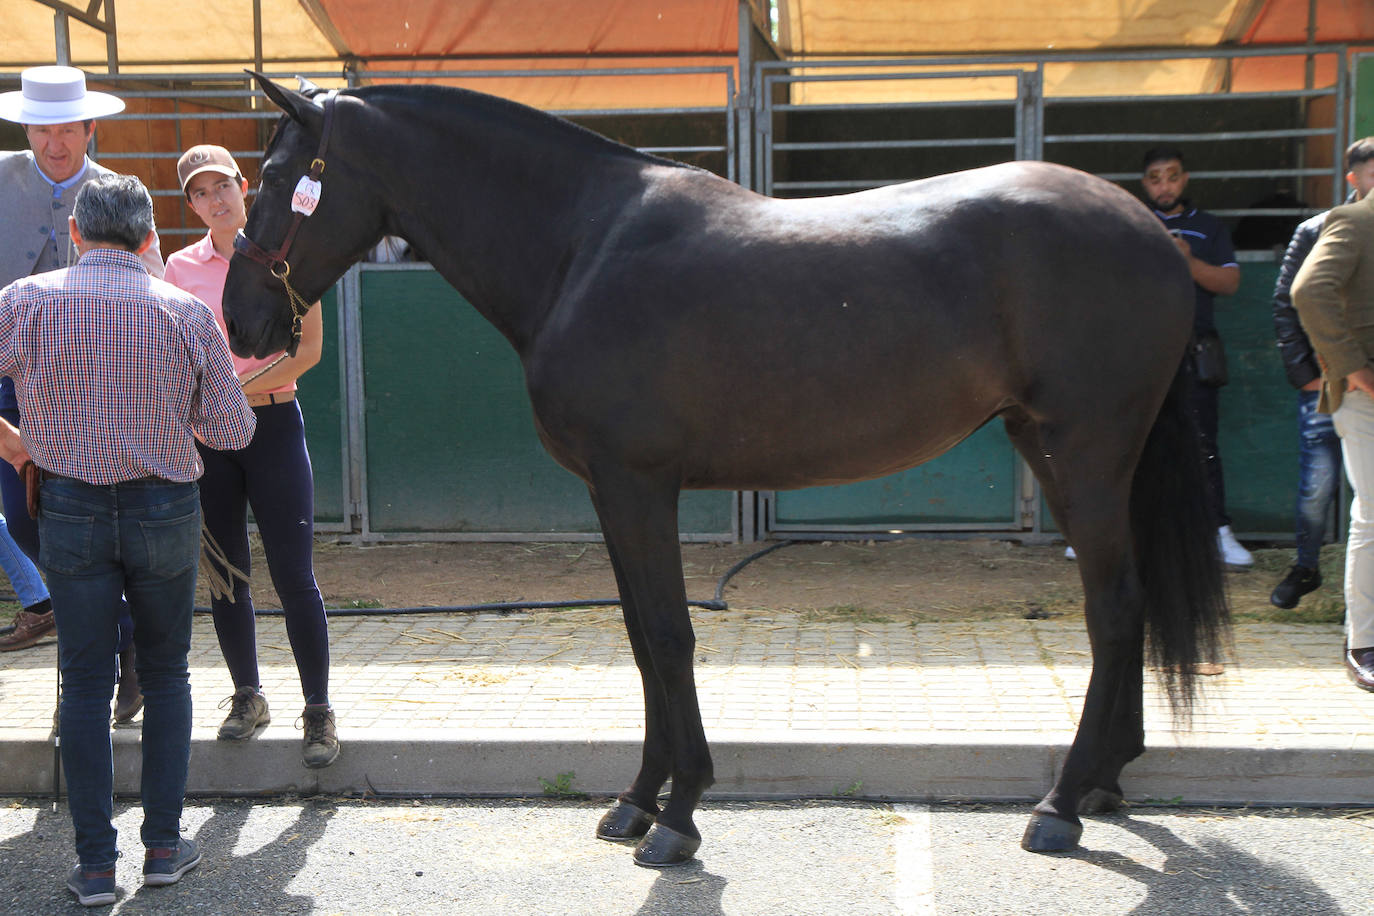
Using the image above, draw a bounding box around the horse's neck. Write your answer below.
[367,96,642,354]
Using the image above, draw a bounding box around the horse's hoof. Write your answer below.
[1078,787,1125,815]
[1021,812,1084,852]
[632,823,701,867]
[596,800,657,842]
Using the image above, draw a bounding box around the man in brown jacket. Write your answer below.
[1292,137,1374,692]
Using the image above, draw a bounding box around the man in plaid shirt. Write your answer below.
[0,174,254,906]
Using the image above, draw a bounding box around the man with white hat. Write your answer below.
[0,64,161,295]
[0,67,160,718]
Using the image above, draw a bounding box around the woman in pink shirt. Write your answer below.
[163,145,337,768]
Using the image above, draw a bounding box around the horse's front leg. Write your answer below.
[594,535,672,842]
[588,468,713,867]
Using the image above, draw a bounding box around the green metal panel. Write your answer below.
[1216,259,1301,535]
[770,423,1020,530]
[330,265,1294,539]
[1040,258,1301,538]
[1357,53,1374,141]
[775,261,1293,537]
[359,269,732,535]
[297,291,346,526]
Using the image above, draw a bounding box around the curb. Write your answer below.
[4,728,1372,807]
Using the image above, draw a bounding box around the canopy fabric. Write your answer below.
[312,0,738,57]
[1,0,1371,109]
[775,0,1374,103]
[2,0,341,73]
[0,0,741,109]
[776,0,1373,55]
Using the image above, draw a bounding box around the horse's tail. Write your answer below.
[1131,361,1231,714]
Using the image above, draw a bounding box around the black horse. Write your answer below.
[224,74,1228,866]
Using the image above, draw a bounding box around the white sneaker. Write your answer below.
[1064,545,1077,560]
[1217,525,1253,568]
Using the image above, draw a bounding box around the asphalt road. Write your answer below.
[1,797,1370,914]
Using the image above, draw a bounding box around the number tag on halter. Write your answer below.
[291,176,322,216]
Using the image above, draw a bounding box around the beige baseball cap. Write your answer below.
[176,144,241,192]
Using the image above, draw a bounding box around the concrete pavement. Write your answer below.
[0,607,1371,806]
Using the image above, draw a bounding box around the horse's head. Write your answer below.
[224,73,380,358]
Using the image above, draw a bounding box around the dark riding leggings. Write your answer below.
[197,400,329,707]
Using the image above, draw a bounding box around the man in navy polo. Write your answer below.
[1141,146,1251,568]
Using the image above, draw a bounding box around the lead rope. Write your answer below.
[199,522,252,602]
[270,261,313,355]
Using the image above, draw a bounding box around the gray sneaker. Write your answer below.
[66,863,116,906]
[217,687,270,740]
[143,837,201,887]
[300,704,339,768]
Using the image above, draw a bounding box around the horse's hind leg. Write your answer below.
[1006,416,1147,850]
[1026,513,1146,850]
[586,466,712,867]
[1076,650,1144,815]
[1010,418,1148,814]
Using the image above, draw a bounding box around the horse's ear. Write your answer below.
[295,76,326,98]
[245,70,323,130]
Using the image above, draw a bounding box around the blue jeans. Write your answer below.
[0,512,46,608]
[1295,389,1342,569]
[40,476,200,869]
[0,406,39,562]
[1,405,133,652]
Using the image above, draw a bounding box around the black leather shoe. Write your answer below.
[1346,645,1374,693]
[113,645,143,725]
[1270,565,1321,609]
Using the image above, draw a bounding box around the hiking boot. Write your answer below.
[300,704,339,768]
[143,837,201,887]
[67,863,116,907]
[217,686,270,740]
[1270,565,1321,610]
[1217,525,1253,569]
[112,645,143,726]
[0,601,55,651]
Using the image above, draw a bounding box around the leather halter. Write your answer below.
[233,91,337,355]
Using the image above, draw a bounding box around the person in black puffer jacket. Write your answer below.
[1269,193,1357,609]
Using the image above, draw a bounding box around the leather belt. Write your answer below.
[245,390,296,408]
[28,468,171,516]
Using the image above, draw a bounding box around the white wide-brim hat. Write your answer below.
[0,65,124,125]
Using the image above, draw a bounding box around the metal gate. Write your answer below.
[752,63,1041,536]
[746,47,1358,541]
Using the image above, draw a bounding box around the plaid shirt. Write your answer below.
[0,248,255,484]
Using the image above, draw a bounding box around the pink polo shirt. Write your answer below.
[163,233,295,395]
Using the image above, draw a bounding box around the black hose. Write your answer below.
[195,539,800,618]
[711,538,796,604]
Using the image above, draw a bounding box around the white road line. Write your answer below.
[892,803,936,915]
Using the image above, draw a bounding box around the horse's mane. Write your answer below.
[352,83,694,172]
